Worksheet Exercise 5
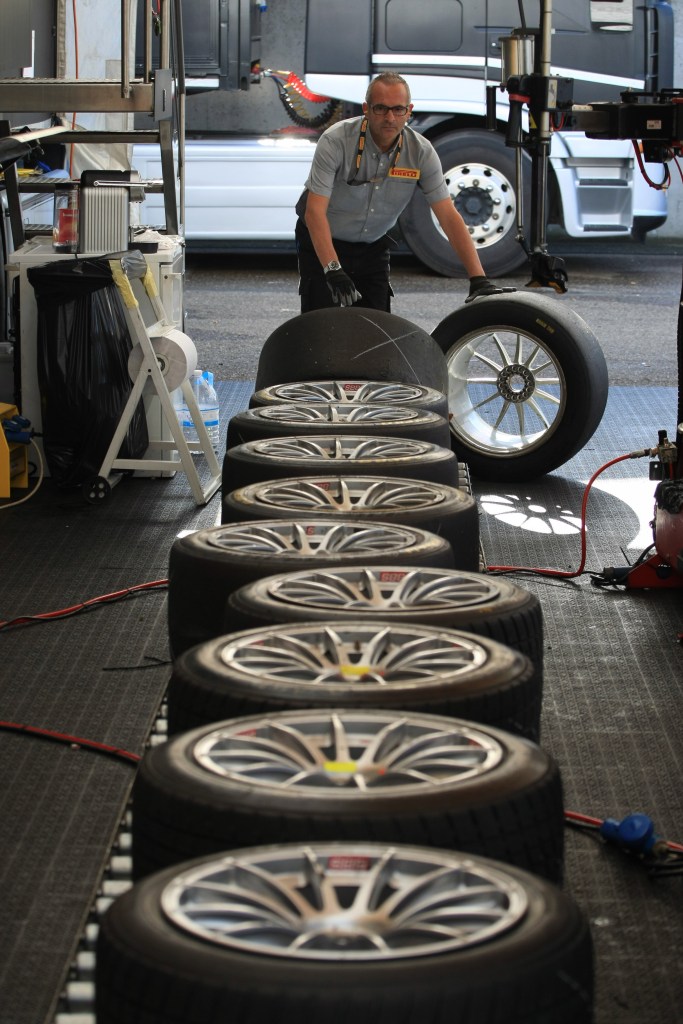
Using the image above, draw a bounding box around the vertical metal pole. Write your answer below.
[515,147,525,243]
[159,118,179,236]
[531,0,553,252]
[144,0,152,83]
[156,0,180,237]
[160,0,171,71]
[0,121,25,251]
[538,0,553,79]
[121,0,131,98]
[173,0,186,236]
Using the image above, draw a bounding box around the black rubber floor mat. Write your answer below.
[0,379,253,1024]
[473,386,683,1024]
[0,382,681,1024]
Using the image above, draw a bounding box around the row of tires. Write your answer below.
[247,303,609,481]
[95,307,595,1022]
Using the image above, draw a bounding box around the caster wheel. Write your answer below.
[83,476,112,503]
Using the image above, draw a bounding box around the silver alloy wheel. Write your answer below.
[446,325,566,457]
[199,521,439,556]
[250,403,437,424]
[192,711,504,790]
[241,566,502,611]
[160,843,528,961]
[444,160,517,250]
[238,436,439,461]
[254,381,441,404]
[221,478,479,572]
[217,623,489,684]
[240,478,451,512]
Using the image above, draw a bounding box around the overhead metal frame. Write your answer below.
[0,0,185,250]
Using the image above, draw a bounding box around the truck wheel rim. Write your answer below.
[161,843,528,960]
[241,436,437,461]
[443,160,517,249]
[192,710,503,789]
[218,623,489,684]
[447,327,566,456]
[252,567,500,610]
[261,381,435,404]
[246,478,450,512]
[204,521,438,555]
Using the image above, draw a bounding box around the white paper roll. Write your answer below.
[128,327,198,391]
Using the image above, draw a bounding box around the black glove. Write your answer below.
[465,275,516,303]
[325,268,362,307]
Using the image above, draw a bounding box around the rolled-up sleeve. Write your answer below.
[305,132,348,197]
[417,145,450,205]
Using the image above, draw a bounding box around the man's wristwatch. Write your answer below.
[323,260,342,274]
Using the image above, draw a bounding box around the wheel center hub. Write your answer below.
[453,186,495,226]
[497,364,535,403]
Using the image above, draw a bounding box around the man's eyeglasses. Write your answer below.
[369,104,410,116]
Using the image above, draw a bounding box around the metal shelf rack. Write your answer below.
[0,0,185,252]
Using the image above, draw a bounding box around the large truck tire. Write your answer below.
[398,129,531,279]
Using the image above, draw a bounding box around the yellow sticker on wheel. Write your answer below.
[340,664,377,676]
[324,760,358,774]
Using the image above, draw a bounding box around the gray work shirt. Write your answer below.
[302,116,450,244]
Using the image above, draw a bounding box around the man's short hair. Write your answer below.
[365,73,411,106]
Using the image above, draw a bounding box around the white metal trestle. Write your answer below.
[93,252,221,505]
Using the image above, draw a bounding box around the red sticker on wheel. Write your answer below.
[379,571,407,582]
[327,855,372,871]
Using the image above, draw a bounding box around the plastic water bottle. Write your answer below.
[175,370,220,451]
[198,370,220,450]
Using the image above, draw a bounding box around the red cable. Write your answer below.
[0,578,168,631]
[565,809,602,827]
[0,720,140,764]
[673,154,683,184]
[487,453,635,577]
[632,140,671,190]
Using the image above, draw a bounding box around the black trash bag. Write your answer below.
[28,257,148,487]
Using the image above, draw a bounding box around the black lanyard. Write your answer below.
[347,118,403,185]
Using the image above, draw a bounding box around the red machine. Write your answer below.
[578,90,683,592]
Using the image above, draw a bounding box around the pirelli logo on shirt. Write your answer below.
[389,167,420,180]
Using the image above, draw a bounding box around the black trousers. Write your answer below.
[295,220,393,313]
